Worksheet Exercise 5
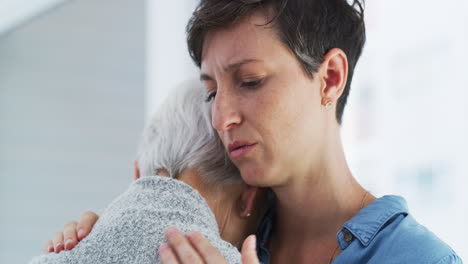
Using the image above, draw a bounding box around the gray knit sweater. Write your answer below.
[29,176,241,264]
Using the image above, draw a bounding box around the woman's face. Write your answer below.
[201,11,327,187]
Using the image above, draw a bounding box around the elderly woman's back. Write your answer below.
[29,176,241,263]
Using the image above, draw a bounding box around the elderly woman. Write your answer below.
[31,81,266,264]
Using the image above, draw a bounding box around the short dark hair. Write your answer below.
[187,0,366,124]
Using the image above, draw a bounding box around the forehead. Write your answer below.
[200,11,281,74]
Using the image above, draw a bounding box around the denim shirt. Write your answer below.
[256,195,463,264]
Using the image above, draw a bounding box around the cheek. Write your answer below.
[238,159,273,186]
[261,78,321,154]
[255,77,314,134]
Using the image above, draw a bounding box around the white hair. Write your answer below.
[137,80,242,185]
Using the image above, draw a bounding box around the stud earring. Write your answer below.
[325,101,333,110]
[246,212,251,217]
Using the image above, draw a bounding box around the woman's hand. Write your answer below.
[45,163,139,253]
[159,227,259,264]
[240,235,260,264]
[43,211,99,253]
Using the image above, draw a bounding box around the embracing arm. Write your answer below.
[159,228,231,264]
[43,211,99,253]
[32,177,241,264]
[42,159,141,254]
[43,221,260,264]
[159,230,260,264]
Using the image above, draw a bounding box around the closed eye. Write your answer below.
[241,79,262,88]
[205,91,217,102]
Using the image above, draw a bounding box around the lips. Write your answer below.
[228,141,257,159]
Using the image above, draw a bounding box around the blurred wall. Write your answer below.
[343,0,468,260]
[0,0,145,263]
[145,0,199,120]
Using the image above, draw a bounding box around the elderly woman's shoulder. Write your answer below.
[106,176,216,223]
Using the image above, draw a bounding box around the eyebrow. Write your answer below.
[200,59,262,81]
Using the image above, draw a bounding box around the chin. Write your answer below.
[238,163,270,187]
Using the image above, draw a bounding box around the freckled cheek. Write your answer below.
[261,86,309,154]
[248,86,282,117]
[251,93,290,155]
[261,90,300,129]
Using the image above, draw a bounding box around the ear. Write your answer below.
[318,48,349,106]
[133,160,141,181]
[238,186,263,218]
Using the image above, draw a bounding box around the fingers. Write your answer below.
[43,211,98,254]
[77,211,99,241]
[186,231,227,263]
[161,228,228,264]
[43,240,54,253]
[63,221,78,250]
[163,227,203,264]
[159,244,180,264]
[241,235,259,264]
[53,231,64,253]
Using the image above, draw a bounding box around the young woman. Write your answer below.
[47,0,462,263]
[158,0,461,263]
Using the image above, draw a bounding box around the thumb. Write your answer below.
[241,235,259,264]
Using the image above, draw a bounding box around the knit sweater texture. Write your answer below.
[29,176,241,264]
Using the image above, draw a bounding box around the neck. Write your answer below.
[272,128,373,243]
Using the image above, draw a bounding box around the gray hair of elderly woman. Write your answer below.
[136,80,242,185]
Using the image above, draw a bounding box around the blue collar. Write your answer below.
[340,195,409,247]
[255,195,410,255]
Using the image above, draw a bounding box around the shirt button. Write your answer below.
[343,231,353,242]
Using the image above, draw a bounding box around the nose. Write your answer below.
[211,88,242,132]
